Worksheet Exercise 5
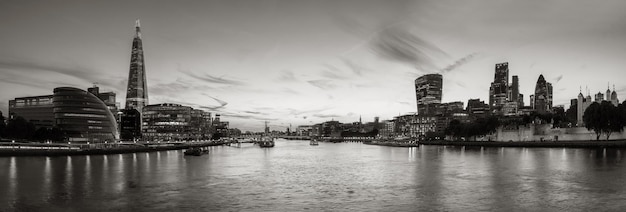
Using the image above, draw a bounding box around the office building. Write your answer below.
[53,87,119,143]
[415,74,442,115]
[8,95,55,129]
[489,62,509,108]
[533,74,553,114]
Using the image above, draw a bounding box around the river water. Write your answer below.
[1,139,625,211]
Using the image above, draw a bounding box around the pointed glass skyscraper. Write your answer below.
[125,19,149,112]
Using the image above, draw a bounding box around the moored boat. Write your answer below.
[258,136,275,148]
[310,139,319,146]
[184,147,208,156]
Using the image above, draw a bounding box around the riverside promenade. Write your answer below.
[0,140,227,157]
[363,141,419,147]
[420,140,626,148]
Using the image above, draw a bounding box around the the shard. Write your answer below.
[125,19,149,112]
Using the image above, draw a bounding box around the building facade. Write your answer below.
[142,103,192,141]
[489,62,509,108]
[53,87,119,143]
[8,95,55,129]
[415,74,443,115]
[142,103,213,141]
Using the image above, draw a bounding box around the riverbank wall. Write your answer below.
[363,141,419,148]
[420,140,626,148]
[459,125,626,142]
[0,141,226,157]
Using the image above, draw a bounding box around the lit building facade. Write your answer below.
[53,87,119,143]
[415,74,442,115]
[142,103,192,141]
[489,62,509,108]
[142,103,213,141]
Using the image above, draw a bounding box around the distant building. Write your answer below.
[296,125,313,136]
[595,92,604,103]
[415,74,442,115]
[53,87,119,143]
[393,113,438,138]
[577,92,593,126]
[489,62,509,108]
[8,95,55,129]
[466,98,490,119]
[533,74,553,114]
[510,75,520,104]
[378,120,395,138]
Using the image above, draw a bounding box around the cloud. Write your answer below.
[312,114,342,118]
[202,94,228,109]
[277,70,297,82]
[182,71,245,85]
[282,88,300,95]
[307,80,337,90]
[341,58,368,76]
[553,75,563,83]
[0,78,53,90]
[440,53,479,73]
[0,59,122,88]
[370,25,446,71]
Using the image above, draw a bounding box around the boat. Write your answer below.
[184,147,208,156]
[258,136,275,148]
[310,139,319,146]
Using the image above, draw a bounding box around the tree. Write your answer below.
[565,105,577,126]
[0,111,6,139]
[5,116,36,140]
[583,101,625,140]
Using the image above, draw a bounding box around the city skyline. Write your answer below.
[1,0,626,131]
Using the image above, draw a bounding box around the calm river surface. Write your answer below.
[1,139,626,211]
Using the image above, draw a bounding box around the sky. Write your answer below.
[1,0,626,132]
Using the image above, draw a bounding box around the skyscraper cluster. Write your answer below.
[488,62,528,115]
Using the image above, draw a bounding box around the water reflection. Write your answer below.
[2,142,626,211]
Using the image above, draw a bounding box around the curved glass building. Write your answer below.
[53,87,119,143]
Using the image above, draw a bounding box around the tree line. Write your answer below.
[583,100,626,140]
[445,116,500,141]
[0,112,65,142]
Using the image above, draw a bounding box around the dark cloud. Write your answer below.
[243,111,269,115]
[370,25,446,71]
[182,71,245,86]
[0,78,52,90]
[312,114,342,118]
[202,94,228,109]
[440,53,479,73]
[397,101,411,105]
[307,80,337,90]
[0,59,122,88]
[553,75,563,83]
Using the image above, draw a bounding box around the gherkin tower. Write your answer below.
[125,19,149,112]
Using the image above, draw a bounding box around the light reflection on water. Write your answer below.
[1,140,626,211]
